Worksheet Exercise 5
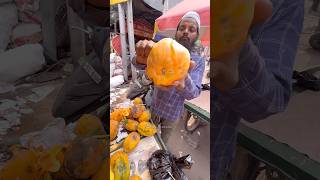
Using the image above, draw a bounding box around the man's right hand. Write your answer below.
[250,0,273,29]
[135,40,155,65]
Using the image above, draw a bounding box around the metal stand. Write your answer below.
[112,0,137,81]
[118,3,129,81]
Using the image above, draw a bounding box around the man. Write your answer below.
[132,11,205,143]
[212,0,304,179]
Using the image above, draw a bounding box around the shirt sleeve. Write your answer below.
[218,1,304,122]
[180,56,206,100]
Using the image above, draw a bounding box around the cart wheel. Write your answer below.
[309,33,320,50]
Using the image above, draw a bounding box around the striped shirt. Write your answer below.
[151,53,205,121]
[212,0,304,179]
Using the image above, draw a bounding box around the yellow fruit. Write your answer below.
[212,0,255,59]
[133,97,143,105]
[119,108,131,117]
[64,137,105,179]
[130,175,142,180]
[111,108,131,122]
[0,150,42,179]
[124,119,139,131]
[123,132,140,153]
[110,169,114,180]
[112,152,130,180]
[52,167,76,180]
[146,38,190,86]
[110,151,127,170]
[110,109,122,122]
[51,144,76,179]
[137,121,157,137]
[138,110,151,122]
[110,120,119,141]
[38,145,64,173]
[91,158,108,180]
[74,114,105,136]
[131,104,146,119]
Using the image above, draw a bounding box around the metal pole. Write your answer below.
[126,0,137,80]
[163,0,169,13]
[118,3,129,81]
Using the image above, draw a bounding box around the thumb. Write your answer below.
[189,61,196,70]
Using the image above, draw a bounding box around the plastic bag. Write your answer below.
[147,150,193,180]
[0,44,45,83]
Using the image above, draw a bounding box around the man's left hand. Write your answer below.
[156,61,196,91]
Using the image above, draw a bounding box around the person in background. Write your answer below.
[132,11,206,143]
[212,0,304,179]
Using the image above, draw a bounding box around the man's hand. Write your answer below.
[135,40,155,65]
[251,0,273,29]
[156,61,196,91]
[213,0,272,92]
[212,49,241,92]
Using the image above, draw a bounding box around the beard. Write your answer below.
[176,36,196,51]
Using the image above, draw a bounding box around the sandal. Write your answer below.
[292,68,320,91]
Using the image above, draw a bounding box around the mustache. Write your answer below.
[179,36,190,41]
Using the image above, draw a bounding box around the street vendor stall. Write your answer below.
[110,98,169,179]
[110,92,210,179]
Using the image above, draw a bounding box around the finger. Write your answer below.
[173,80,185,91]
[141,40,150,57]
[136,41,144,57]
[155,85,172,91]
[175,82,184,91]
[172,81,179,86]
[189,61,196,70]
[143,42,153,58]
